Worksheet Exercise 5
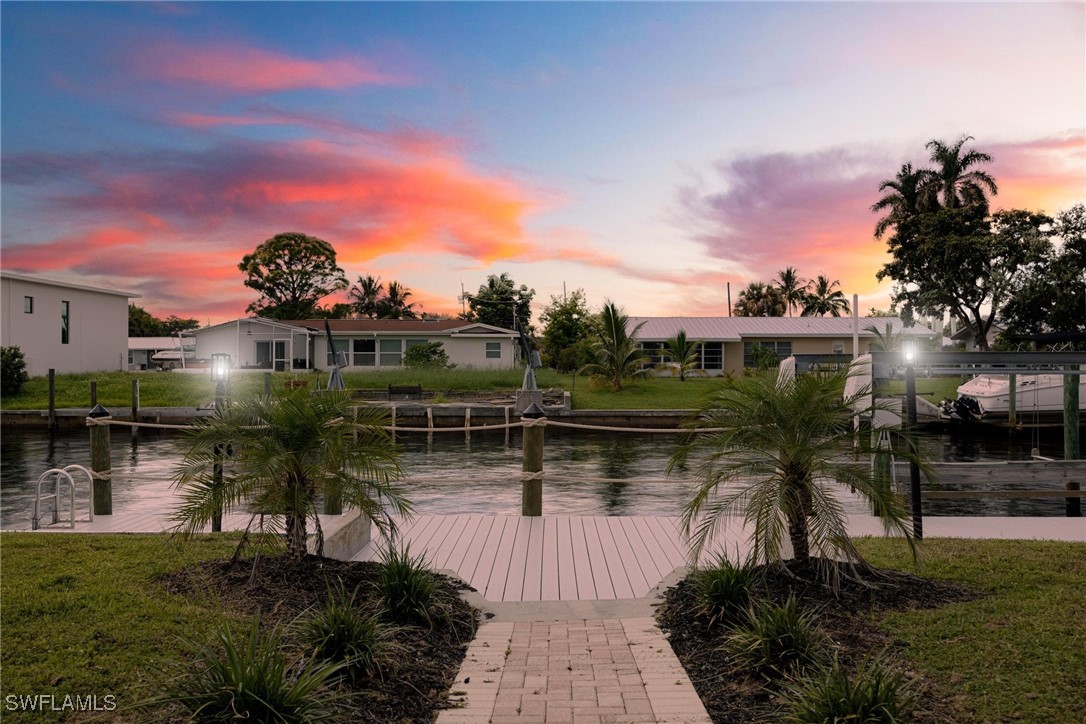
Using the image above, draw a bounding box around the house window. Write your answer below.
[640,342,667,366]
[353,339,376,366]
[743,341,791,367]
[485,341,502,359]
[327,339,348,366]
[406,338,428,351]
[61,301,70,344]
[24,296,33,314]
[255,341,272,367]
[702,342,723,370]
[379,338,402,366]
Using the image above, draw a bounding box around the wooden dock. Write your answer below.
[353,515,697,602]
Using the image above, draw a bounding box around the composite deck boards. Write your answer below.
[594,517,635,599]
[521,517,545,601]
[581,516,616,599]
[441,515,483,573]
[555,516,579,600]
[540,517,561,601]
[461,516,501,587]
[482,517,518,599]
[616,516,662,583]
[501,517,533,601]
[608,517,651,596]
[644,516,689,570]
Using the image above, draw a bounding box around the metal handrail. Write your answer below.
[30,465,94,530]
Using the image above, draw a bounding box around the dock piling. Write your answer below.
[48,369,57,433]
[521,404,545,516]
[1065,365,1081,517]
[89,404,112,515]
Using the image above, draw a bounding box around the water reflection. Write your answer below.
[0,424,1076,528]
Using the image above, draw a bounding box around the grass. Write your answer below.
[559,374,725,409]
[0,533,249,722]
[855,537,1086,723]
[879,375,963,404]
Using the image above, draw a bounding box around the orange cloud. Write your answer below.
[133,40,409,93]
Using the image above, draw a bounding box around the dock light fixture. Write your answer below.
[211,353,231,383]
[902,338,917,364]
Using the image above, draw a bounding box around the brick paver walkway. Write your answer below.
[438,618,710,724]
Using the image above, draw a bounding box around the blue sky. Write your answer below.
[2,1,1083,322]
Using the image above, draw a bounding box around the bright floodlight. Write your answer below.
[902,339,917,364]
[211,353,231,382]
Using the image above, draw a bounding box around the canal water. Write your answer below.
[0,425,1072,529]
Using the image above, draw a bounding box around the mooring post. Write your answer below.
[1008,374,1017,430]
[903,343,923,540]
[88,404,112,515]
[90,380,97,407]
[465,407,472,442]
[131,379,140,431]
[48,369,57,433]
[1065,364,1081,517]
[521,403,545,516]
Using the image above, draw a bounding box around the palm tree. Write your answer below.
[870,163,933,239]
[801,275,851,317]
[348,275,384,319]
[864,322,902,352]
[377,281,419,320]
[775,267,808,317]
[664,329,701,382]
[579,300,649,391]
[670,366,921,574]
[172,391,409,560]
[733,282,786,317]
[925,135,998,210]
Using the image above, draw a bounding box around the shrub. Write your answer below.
[375,545,442,626]
[747,343,780,371]
[1,346,29,396]
[780,654,919,723]
[692,553,761,628]
[724,594,828,677]
[404,342,453,369]
[155,619,344,722]
[297,583,402,683]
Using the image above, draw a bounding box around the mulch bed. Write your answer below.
[158,554,479,723]
[656,559,980,723]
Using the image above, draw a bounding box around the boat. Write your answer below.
[943,373,1086,420]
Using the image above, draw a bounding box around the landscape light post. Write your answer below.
[902,339,923,540]
[210,353,230,532]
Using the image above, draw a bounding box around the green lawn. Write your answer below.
[856,537,1086,723]
[879,375,963,404]
[558,374,725,410]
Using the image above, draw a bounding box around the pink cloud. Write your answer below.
[132,40,410,93]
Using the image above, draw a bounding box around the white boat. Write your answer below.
[945,373,1086,420]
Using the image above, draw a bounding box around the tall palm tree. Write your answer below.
[579,300,649,391]
[775,267,809,317]
[377,281,419,320]
[670,366,922,574]
[172,391,409,560]
[348,275,384,319]
[925,135,998,210]
[801,275,851,317]
[664,329,701,382]
[870,163,933,239]
[733,282,786,317]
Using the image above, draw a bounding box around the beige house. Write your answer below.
[629,317,937,377]
[1,271,136,377]
[191,318,518,372]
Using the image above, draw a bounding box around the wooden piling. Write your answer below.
[90,380,97,407]
[131,379,140,430]
[465,407,472,441]
[1008,374,1017,428]
[521,411,544,516]
[1065,365,1081,517]
[89,405,112,515]
[48,369,57,432]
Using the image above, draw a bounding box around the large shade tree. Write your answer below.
[801,275,851,317]
[173,391,408,560]
[461,273,535,332]
[733,282,786,317]
[580,300,648,391]
[671,366,923,576]
[538,289,597,372]
[239,233,348,319]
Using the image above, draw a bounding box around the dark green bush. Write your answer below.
[1,346,29,396]
[724,594,828,677]
[297,583,402,683]
[692,553,761,628]
[780,653,919,723]
[404,342,453,369]
[155,619,344,722]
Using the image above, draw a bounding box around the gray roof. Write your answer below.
[1,270,140,298]
[628,317,937,342]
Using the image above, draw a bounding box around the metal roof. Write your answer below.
[1,270,140,298]
[628,317,936,341]
[287,319,516,335]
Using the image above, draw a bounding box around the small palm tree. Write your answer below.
[580,300,648,391]
[664,329,701,381]
[864,323,902,353]
[348,275,384,319]
[670,366,921,575]
[173,390,409,559]
[775,267,809,317]
[802,275,851,317]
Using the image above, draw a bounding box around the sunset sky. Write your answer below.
[2,2,1083,324]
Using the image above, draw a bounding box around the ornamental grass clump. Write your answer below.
[780,653,919,723]
[157,619,344,723]
[375,545,444,627]
[296,583,403,684]
[724,594,829,678]
[692,553,761,628]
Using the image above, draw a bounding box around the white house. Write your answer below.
[629,317,938,377]
[190,318,519,371]
[1,271,136,377]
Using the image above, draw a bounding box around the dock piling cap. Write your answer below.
[88,404,111,418]
[522,402,546,420]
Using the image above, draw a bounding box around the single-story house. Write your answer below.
[128,336,196,370]
[1,271,137,377]
[628,317,938,377]
[190,318,519,372]
[948,320,1005,351]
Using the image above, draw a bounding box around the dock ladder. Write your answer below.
[31,465,95,530]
